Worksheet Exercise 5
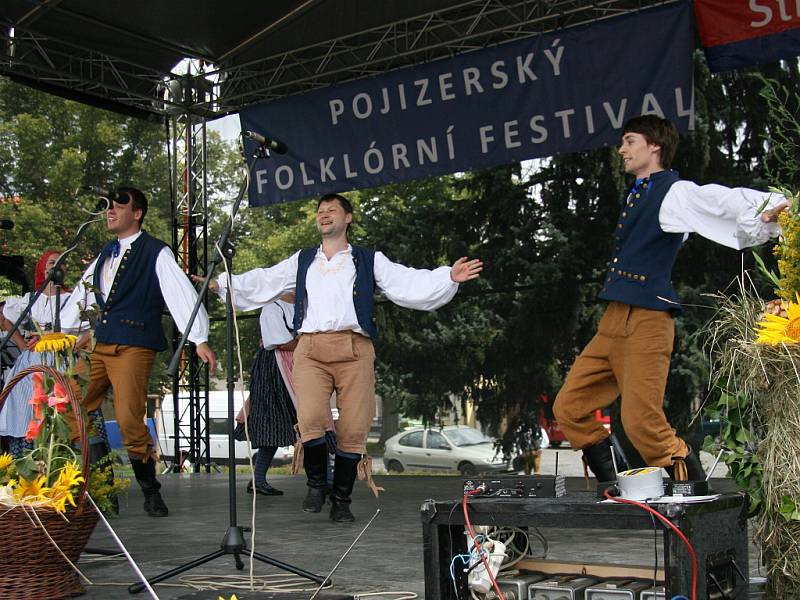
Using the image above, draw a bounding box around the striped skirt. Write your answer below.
[247,347,297,448]
[0,349,55,438]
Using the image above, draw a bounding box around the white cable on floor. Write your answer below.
[354,592,418,599]
[177,572,328,592]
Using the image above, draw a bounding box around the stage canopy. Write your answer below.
[0,0,683,121]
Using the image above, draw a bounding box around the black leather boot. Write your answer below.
[302,442,329,513]
[330,454,359,523]
[665,446,706,481]
[582,438,624,482]
[89,440,118,515]
[130,458,169,517]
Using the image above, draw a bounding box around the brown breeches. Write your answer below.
[292,331,375,455]
[553,302,688,468]
[68,342,157,460]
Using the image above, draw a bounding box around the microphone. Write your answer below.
[242,130,288,154]
[82,185,111,197]
[80,186,111,212]
[0,220,13,230]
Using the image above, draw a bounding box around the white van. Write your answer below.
[156,390,294,466]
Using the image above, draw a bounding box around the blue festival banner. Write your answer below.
[241,1,693,206]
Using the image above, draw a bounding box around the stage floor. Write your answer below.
[76,473,764,599]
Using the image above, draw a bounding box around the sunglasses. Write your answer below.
[108,190,132,205]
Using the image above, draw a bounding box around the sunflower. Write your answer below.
[47,465,83,512]
[34,332,77,353]
[54,461,84,489]
[0,453,13,471]
[755,294,800,345]
[13,475,49,502]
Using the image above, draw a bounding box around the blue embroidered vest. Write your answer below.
[93,231,169,351]
[598,170,684,313]
[294,245,377,338]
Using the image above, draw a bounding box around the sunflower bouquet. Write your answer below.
[0,333,85,513]
[0,332,106,598]
[705,186,800,597]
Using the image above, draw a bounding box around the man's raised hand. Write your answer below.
[761,202,790,223]
[196,342,218,374]
[450,257,483,283]
[191,274,219,294]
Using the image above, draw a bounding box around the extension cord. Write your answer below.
[467,539,506,594]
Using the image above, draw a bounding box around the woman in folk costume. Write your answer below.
[237,294,299,495]
[0,250,77,456]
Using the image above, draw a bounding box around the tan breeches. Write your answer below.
[292,332,375,454]
[553,302,688,467]
[72,342,157,460]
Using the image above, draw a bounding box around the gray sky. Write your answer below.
[208,113,241,142]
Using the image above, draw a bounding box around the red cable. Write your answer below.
[603,490,697,600]
[462,490,506,600]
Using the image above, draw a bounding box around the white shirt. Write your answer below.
[659,181,784,249]
[217,245,458,336]
[60,231,209,344]
[3,291,77,333]
[260,300,295,349]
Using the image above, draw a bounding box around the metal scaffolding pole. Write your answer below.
[167,70,211,472]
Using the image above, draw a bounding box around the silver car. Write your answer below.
[382,426,511,475]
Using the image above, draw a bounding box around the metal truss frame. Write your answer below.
[2,0,676,119]
[213,0,678,113]
[168,102,212,473]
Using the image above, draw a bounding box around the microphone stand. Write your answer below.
[129,139,324,593]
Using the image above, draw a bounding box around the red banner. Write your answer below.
[695,0,800,46]
[694,0,800,71]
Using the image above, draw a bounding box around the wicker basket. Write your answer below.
[0,365,99,599]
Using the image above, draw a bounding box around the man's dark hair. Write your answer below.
[622,115,679,169]
[317,193,353,215]
[117,186,148,225]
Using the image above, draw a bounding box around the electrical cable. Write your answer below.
[178,573,326,592]
[603,490,697,600]
[529,525,549,558]
[447,497,466,597]
[729,558,746,584]
[649,510,659,589]
[464,555,489,576]
[492,528,526,570]
[58,574,331,594]
[488,524,548,571]
[354,593,418,599]
[707,572,731,599]
[450,554,473,599]
[462,490,506,600]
